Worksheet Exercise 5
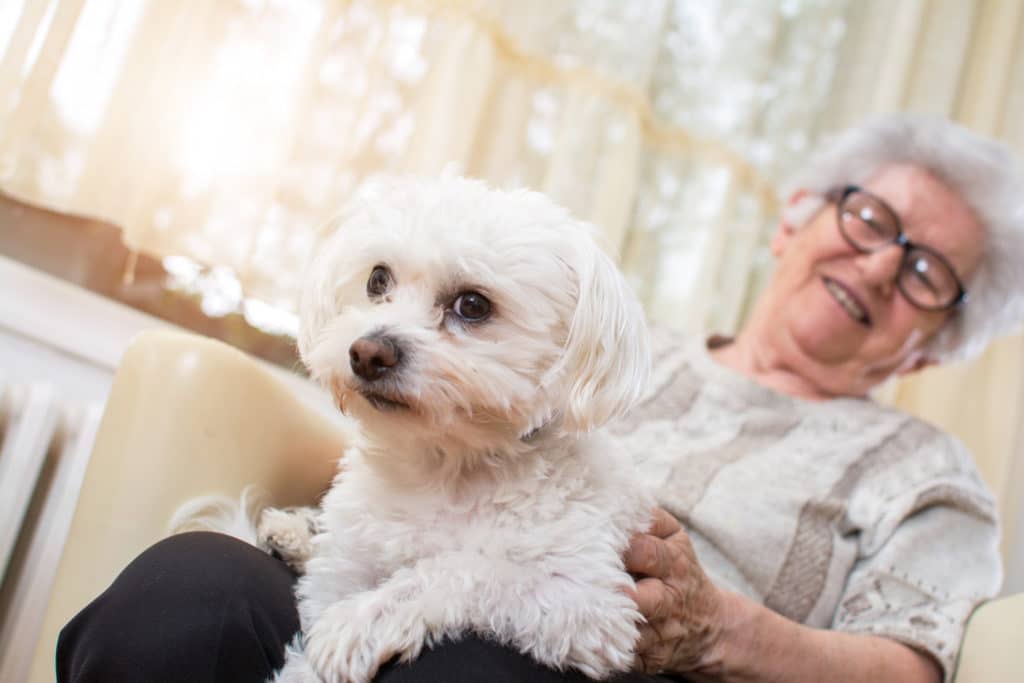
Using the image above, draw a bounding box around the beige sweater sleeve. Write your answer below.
[833,437,1001,683]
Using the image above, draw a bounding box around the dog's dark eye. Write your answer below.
[367,265,392,298]
[453,292,491,321]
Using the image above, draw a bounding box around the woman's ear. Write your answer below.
[772,189,821,257]
[770,219,794,258]
[896,354,937,377]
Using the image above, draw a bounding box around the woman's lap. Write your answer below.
[377,636,680,683]
[57,531,301,682]
[57,532,679,682]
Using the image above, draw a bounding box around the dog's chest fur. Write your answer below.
[317,435,651,583]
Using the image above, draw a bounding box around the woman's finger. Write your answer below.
[633,628,671,674]
[624,533,675,579]
[632,576,672,620]
[647,507,682,539]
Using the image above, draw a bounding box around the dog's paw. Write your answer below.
[304,592,429,683]
[257,506,320,574]
[304,612,387,683]
[271,637,325,683]
[564,610,639,679]
[528,591,640,680]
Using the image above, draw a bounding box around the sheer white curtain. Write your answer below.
[0,0,847,334]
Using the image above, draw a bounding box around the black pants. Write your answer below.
[57,532,678,682]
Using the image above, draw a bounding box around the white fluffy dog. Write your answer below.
[192,176,655,682]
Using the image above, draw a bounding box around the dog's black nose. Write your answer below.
[349,335,401,381]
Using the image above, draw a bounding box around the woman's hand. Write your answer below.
[624,507,728,676]
[624,508,943,683]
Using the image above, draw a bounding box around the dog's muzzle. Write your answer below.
[349,333,403,382]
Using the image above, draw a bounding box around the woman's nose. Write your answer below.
[856,245,904,295]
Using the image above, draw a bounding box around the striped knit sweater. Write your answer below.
[612,328,1001,681]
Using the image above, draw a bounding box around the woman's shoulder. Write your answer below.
[645,323,729,358]
[854,406,984,480]
[646,322,696,361]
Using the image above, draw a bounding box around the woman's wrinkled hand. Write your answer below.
[624,507,728,676]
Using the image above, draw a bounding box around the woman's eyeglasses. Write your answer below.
[827,185,968,312]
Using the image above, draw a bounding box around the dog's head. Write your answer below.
[298,176,650,455]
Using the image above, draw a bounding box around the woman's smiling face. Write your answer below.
[763,163,986,395]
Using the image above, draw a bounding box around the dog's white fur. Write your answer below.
[182,176,655,682]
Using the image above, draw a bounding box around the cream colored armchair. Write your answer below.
[28,330,1024,682]
[29,329,348,683]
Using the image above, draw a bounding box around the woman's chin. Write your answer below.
[785,314,867,366]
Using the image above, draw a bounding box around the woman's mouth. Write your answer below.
[822,276,870,326]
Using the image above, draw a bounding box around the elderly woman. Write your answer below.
[58,114,1022,683]
[617,113,1023,683]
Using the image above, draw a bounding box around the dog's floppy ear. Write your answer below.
[552,233,651,432]
[296,214,346,380]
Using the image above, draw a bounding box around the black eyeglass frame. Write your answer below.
[828,185,968,312]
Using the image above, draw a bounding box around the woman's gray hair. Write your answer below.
[781,113,1024,363]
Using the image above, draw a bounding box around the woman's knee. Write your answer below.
[374,635,682,683]
[57,531,299,683]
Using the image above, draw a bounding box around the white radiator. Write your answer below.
[0,380,103,683]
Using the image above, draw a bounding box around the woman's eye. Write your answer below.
[452,292,491,321]
[367,265,392,298]
[909,257,939,293]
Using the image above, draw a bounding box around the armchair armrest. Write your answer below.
[953,592,1024,682]
[30,329,349,683]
